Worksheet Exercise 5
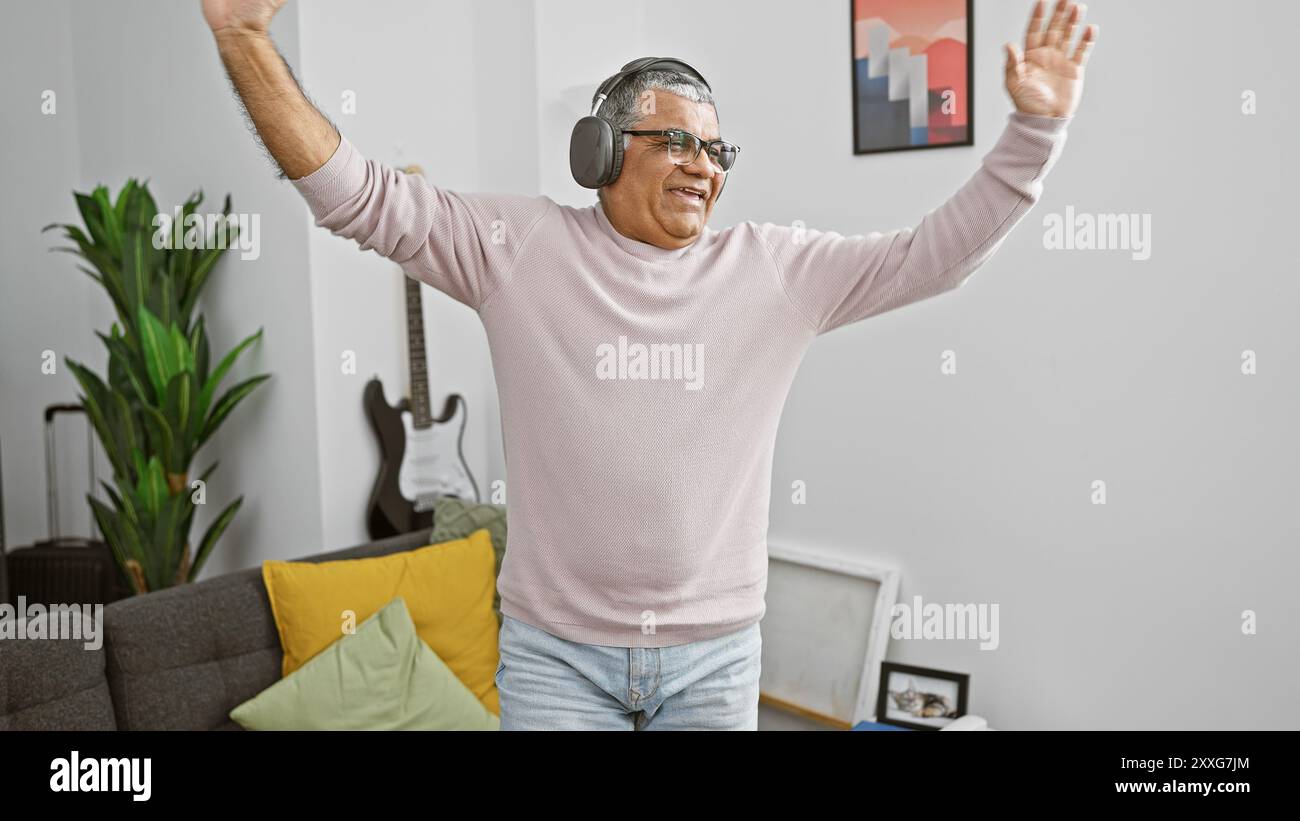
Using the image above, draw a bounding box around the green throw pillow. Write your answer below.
[230,596,499,731]
[430,498,507,619]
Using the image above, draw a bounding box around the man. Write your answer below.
[203,0,1097,730]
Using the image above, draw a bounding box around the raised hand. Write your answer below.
[201,0,337,179]
[201,0,286,35]
[1004,0,1098,118]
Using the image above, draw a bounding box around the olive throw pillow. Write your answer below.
[230,597,499,730]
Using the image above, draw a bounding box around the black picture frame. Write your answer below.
[850,0,975,155]
[875,661,970,731]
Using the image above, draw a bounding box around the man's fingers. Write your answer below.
[1061,3,1085,52]
[1024,0,1048,51]
[1071,24,1098,66]
[1005,42,1025,85]
[1044,0,1070,49]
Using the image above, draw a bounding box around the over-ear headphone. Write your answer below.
[570,56,728,203]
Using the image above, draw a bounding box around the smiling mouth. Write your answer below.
[669,188,706,205]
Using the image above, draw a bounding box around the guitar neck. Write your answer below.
[405,275,433,429]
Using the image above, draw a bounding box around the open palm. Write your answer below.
[1005,0,1098,118]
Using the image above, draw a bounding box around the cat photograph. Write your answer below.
[877,663,970,730]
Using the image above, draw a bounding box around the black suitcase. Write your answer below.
[4,404,132,607]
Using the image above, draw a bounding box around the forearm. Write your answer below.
[848,112,1071,320]
[213,28,338,179]
[761,111,1071,334]
[905,112,1071,287]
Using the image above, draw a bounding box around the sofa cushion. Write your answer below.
[0,611,117,730]
[230,597,499,730]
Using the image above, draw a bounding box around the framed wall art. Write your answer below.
[851,0,974,154]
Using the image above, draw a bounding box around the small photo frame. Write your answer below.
[875,662,969,730]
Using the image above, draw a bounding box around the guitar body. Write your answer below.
[364,378,426,540]
[364,377,479,540]
[397,396,477,504]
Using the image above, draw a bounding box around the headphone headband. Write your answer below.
[590,57,712,116]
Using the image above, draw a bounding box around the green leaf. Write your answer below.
[189,496,242,582]
[136,304,174,403]
[78,264,130,324]
[120,228,151,316]
[169,322,194,376]
[139,404,176,475]
[196,461,219,483]
[66,357,132,481]
[173,192,202,307]
[189,315,210,385]
[92,186,122,259]
[152,490,186,584]
[197,328,262,422]
[164,371,194,449]
[97,329,151,405]
[89,495,132,583]
[74,191,108,249]
[128,181,160,235]
[134,455,169,517]
[178,246,226,319]
[100,480,138,531]
[113,179,138,228]
[152,271,173,330]
[109,391,140,478]
[200,373,269,447]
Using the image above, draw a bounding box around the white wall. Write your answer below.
[0,0,98,549]
[629,0,1298,729]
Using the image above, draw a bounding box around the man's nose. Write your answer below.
[682,147,718,184]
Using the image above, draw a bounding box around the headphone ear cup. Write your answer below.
[570,116,619,189]
[607,129,625,186]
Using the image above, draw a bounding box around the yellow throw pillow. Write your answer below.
[262,529,500,715]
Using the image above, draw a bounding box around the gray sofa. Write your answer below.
[0,529,453,730]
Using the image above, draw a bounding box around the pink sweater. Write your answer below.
[291,110,1070,647]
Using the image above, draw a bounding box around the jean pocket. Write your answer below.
[494,657,506,686]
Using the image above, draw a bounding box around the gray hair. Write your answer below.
[595,68,716,203]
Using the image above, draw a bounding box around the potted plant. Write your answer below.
[44,180,268,594]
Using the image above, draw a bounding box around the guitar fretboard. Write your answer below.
[405,276,433,429]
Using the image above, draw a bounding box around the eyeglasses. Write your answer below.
[622,129,740,172]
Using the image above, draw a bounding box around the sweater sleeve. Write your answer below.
[290,136,554,311]
[756,111,1070,335]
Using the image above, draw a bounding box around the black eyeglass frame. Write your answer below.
[621,129,741,172]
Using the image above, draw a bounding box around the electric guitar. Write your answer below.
[365,167,479,538]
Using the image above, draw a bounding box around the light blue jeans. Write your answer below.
[495,613,763,730]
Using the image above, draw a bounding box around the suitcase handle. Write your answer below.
[44,404,97,542]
